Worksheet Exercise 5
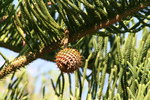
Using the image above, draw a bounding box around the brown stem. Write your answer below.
[69,3,150,42]
[0,3,149,79]
[41,3,150,54]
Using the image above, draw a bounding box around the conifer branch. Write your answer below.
[0,52,36,79]
[69,3,150,42]
[41,3,150,54]
[0,2,52,24]
[0,42,22,52]
[0,2,149,79]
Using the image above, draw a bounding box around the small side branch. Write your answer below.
[0,52,36,79]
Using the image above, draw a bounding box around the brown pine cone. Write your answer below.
[55,48,82,73]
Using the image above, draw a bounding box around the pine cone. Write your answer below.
[55,48,82,73]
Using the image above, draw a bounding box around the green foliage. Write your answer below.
[0,0,150,54]
[0,28,149,100]
[3,73,28,100]
[0,0,150,100]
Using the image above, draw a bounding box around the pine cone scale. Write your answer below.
[55,48,82,73]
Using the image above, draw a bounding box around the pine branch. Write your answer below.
[0,2,150,79]
[0,2,52,24]
[0,1,150,54]
[40,2,150,59]
[0,41,22,52]
[69,3,150,42]
[0,52,36,79]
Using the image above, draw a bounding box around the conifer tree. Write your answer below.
[0,0,150,100]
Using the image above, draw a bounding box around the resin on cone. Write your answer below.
[55,48,82,73]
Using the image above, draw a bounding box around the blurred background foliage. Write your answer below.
[0,0,150,100]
